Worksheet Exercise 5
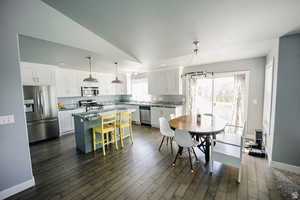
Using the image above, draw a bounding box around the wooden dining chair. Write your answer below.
[172,129,198,172]
[159,117,174,153]
[117,111,133,147]
[210,121,246,183]
[92,114,118,156]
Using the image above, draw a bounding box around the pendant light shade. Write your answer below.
[112,77,122,84]
[83,56,98,82]
[83,74,98,83]
[112,62,122,84]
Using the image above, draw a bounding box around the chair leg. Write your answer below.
[120,128,124,148]
[172,146,182,166]
[92,129,96,151]
[192,147,198,160]
[114,129,118,150]
[170,137,173,154]
[166,137,169,146]
[237,167,241,183]
[210,159,213,175]
[158,136,165,151]
[129,124,133,144]
[188,148,194,172]
[102,133,106,156]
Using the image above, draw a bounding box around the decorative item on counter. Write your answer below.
[196,113,201,124]
[57,103,64,110]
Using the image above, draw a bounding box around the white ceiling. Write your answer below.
[41,0,300,70]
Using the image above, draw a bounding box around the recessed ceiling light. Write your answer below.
[59,62,65,66]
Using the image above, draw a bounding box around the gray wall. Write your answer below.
[183,57,266,137]
[272,34,300,167]
[0,0,115,192]
[0,24,33,191]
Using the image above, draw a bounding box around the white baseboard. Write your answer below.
[271,160,300,174]
[0,177,35,200]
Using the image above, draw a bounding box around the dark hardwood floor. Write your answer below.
[8,125,282,200]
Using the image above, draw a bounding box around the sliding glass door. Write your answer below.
[187,72,247,128]
[213,76,235,123]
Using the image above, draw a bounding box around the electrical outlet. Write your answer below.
[0,115,15,125]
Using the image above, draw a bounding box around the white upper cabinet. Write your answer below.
[21,62,127,97]
[21,65,35,85]
[80,71,99,88]
[97,74,116,95]
[148,69,182,95]
[114,74,127,95]
[56,68,81,97]
[20,62,56,86]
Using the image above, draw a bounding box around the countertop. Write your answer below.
[72,107,136,121]
[118,102,183,108]
[59,101,183,111]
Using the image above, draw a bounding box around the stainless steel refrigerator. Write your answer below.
[23,86,59,143]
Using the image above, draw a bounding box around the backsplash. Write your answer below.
[120,95,185,105]
[57,95,185,107]
[57,95,128,107]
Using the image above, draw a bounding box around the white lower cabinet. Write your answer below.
[58,108,85,135]
[150,106,183,128]
[124,105,140,124]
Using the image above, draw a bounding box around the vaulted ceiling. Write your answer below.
[22,0,300,72]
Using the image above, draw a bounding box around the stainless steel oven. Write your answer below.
[78,99,103,112]
[81,87,99,97]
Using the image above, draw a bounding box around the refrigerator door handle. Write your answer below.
[35,87,41,116]
[39,90,44,118]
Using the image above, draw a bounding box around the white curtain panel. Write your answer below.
[185,78,192,115]
[231,74,246,127]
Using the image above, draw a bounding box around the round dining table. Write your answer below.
[169,114,227,163]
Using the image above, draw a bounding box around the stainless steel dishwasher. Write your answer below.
[139,105,151,126]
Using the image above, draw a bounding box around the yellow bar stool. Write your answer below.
[92,113,118,156]
[117,112,133,148]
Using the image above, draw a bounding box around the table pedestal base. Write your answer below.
[196,136,211,163]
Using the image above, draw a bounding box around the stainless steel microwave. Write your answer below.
[81,87,99,97]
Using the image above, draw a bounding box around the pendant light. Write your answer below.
[83,56,98,82]
[181,40,214,79]
[112,62,122,84]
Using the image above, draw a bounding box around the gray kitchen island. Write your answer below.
[73,108,136,154]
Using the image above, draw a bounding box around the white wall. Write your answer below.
[265,39,279,163]
[182,57,266,137]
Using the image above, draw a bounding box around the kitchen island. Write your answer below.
[73,107,136,153]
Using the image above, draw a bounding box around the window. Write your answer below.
[131,78,150,101]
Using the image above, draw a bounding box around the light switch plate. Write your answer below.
[0,115,15,125]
